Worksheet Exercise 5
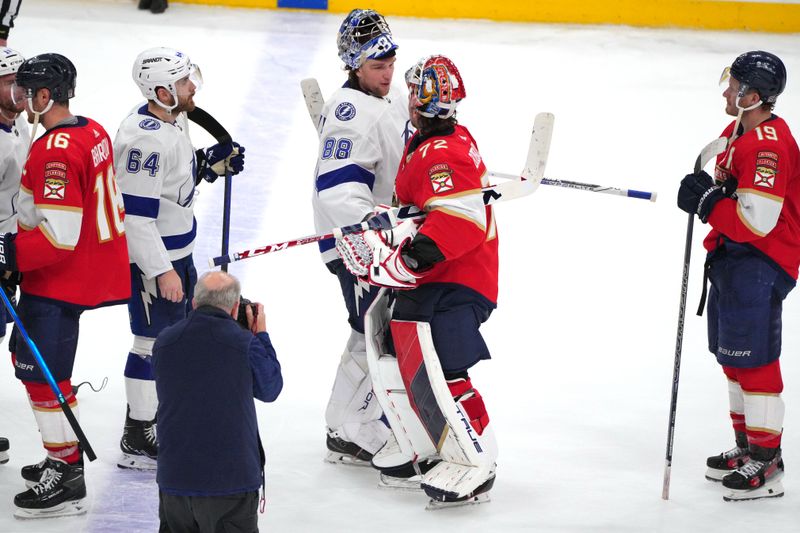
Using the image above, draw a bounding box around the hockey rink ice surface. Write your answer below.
[0,0,799,531]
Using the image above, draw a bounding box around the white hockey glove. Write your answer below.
[336,220,423,289]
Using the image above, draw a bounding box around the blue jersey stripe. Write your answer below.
[316,164,375,193]
[162,218,197,250]
[122,193,160,219]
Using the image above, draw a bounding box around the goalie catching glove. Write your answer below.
[196,141,246,183]
[337,219,424,289]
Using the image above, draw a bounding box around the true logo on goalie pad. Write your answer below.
[429,163,454,194]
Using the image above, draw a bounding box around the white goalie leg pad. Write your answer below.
[365,289,436,472]
[325,329,389,454]
[126,336,158,421]
[727,379,744,417]
[391,320,497,500]
[743,392,785,437]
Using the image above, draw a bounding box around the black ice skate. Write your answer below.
[722,446,785,501]
[149,0,168,14]
[118,411,157,471]
[14,458,87,519]
[0,436,8,464]
[706,446,750,481]
[22,455,84,488]
[324,434,373,466]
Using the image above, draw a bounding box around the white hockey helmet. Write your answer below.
[0,47,24,77]
[132,47,202,111]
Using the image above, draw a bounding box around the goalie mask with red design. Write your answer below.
[408,55,466,119]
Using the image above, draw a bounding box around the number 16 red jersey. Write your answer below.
[15,116,131,308]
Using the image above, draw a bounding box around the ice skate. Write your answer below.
[14,458,87,519]
[722,446,785,501]
[118,411,157,471]
[706,445,750,481]
[22,456,85,488]
[0,437,8,464]
[324,434,373,466]
[422,462,495,510]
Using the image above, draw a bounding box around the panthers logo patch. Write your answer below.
[429,163,454,193]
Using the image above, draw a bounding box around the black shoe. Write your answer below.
[722,447,784,491]
[706,445,750,481]
[150,0,167,13]
[138,0,151,9]
[14,458,86,511]
[325,434,373,463]
[120,410,157,460]
[22,455,84,486]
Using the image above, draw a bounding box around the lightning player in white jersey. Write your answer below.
[313,9,413,464]
[0,46,26,467]
[114,47,245,470]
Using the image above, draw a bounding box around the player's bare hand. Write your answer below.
[158,270,184,302]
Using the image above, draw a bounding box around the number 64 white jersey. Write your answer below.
[114,104,198,280]
[312,84,412,264]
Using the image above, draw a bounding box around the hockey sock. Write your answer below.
[124,337,158,421]
[24,380,81,464]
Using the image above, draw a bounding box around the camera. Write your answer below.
[236,296,257,329]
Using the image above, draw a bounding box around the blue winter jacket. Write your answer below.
[153,305,283,496]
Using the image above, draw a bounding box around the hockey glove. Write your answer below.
[1,270,20,323]
[0,233,17,271]
[677,170,727,223]
[196,142,246,183]
[336,220,423,289]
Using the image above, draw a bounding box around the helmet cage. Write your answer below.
[337,9,397,70]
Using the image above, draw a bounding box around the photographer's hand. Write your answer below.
[247,303,266,335]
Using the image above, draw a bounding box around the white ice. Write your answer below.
[1,0,800,531]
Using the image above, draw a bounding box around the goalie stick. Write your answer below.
[662,136,728,500]
[300,77,656,202]
[208,112,554,268]
[187,107,234,272]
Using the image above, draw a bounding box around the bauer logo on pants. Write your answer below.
[429,163,454,193]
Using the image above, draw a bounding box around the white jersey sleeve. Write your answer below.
[0,115,29,234]
[114,105,197,279]
[312,85,412,263]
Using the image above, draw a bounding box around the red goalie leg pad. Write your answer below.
[24,380,81,464]
[447,378,490,436]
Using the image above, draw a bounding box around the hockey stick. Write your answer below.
[662,136,728,500]
[300,78,323,129]
[0,289,98,461]
[209,113,554,267]
[187,107,234,272]
[300,77,655,201]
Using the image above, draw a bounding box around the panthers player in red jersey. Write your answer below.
[338,55,498,507]
[678,50,799,501]
[0,53,130,518]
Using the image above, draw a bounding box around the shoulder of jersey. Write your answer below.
[325,87,394,128]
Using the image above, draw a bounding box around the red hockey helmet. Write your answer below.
[408,55,466,119]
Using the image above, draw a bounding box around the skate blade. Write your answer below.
[324,451,371,467]
[117,453,157,471]
[723,480,785,502]
[425,492,490,510]
[378,474,423,493]
[704,467,728,482]
[14,498,88,519]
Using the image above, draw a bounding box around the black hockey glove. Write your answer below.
[196,142,246,183]
[0,233,17,271]
[677,170,727,223]
[1,270,21,323]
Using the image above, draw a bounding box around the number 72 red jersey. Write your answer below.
[15,116,131,308]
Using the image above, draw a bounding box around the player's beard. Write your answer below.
[175,95,196,114]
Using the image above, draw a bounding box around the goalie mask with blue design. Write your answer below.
[407,55,466,119]
[337,9,398,70]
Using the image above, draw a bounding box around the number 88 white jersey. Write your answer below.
[114,104,198,280]
[312,85,412,264]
